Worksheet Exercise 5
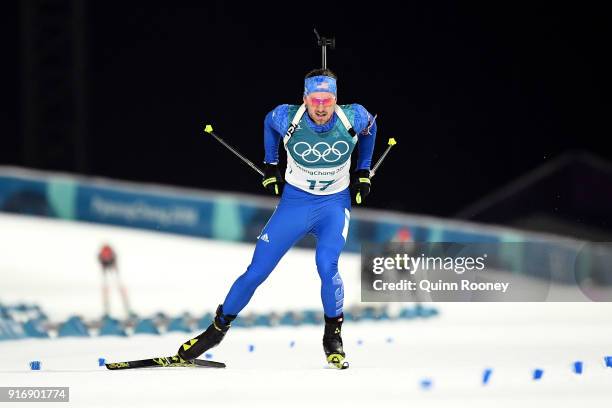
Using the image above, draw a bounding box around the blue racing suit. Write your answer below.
[222,103,376,318]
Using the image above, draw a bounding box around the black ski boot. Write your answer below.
[323,314,349,369]
[177,305,236,361]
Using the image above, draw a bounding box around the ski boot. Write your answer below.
[323,314,349,369]
[177,305,236,361]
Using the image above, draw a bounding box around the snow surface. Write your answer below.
[1,214,612,407]
[2,305,612,408]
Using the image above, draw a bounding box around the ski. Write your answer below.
[105,355,225,370]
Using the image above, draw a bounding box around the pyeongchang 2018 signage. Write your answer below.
[76,185,213,237]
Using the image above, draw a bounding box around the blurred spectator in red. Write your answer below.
[98,244,134,319]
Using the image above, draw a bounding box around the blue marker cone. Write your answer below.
[98,358,106,367]
[29,361,41,370]
[289,341,295,348]
[248,344,255,353]
[573,361,583,375]
[533,368,544,381]
[420,378,433,390]
[604,356,612,368]
[204,353,213,359]
[482,368,493,385]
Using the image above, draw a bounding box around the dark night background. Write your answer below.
[1,1,610,234]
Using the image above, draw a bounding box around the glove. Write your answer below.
[351,169,371,205]
[262,163,284,196]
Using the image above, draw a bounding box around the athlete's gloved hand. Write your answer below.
[351,169,371,205]
[262,163,284,196]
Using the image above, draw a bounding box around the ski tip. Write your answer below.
[193,359,226,368]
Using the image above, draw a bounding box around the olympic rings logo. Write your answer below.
[292,141,350,163]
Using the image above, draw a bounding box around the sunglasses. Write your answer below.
[306,96,335,107]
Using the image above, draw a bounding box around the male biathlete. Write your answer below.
[177,68,377,369]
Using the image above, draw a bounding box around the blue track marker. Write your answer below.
[482,368,493,385]
[29,361,41,370]
[98,358,106,367]
[419,378,433,390]
[605,356,612,368]
[248,344,255,353]
[533,368,544,380]
[573,361,583,375]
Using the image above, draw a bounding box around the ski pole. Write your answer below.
[355,138,396,204]
[369,138,397,179]
[203,124,264,176]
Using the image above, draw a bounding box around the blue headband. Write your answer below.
[304,75,337,96]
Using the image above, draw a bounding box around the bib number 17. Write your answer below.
[306,179,335,191]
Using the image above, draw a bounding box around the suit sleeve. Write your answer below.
[352,104,377,170]
[263,104,289,164]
